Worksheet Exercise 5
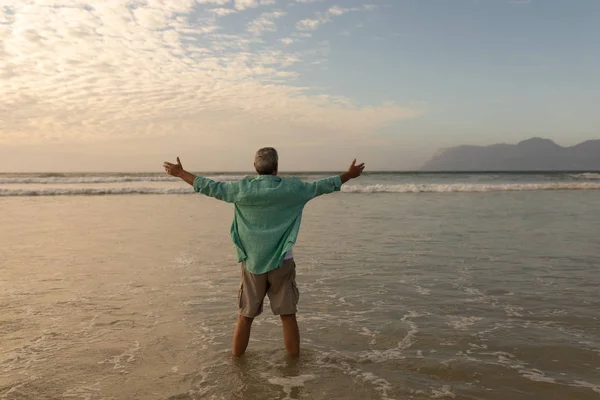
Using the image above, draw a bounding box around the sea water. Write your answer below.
[1,172,599,399]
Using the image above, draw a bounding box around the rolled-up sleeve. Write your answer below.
[193,176,241,203]
[301,175,342,201]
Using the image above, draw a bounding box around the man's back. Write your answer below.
[193,174,343,274]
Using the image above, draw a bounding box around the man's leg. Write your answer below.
[267,259,300,357]
[234,262,267,357]
[280,314,300,357]
[232,315,253,357]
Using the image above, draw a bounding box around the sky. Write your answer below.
[0,0,599,172]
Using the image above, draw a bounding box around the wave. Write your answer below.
[0,175,248,184]
[341,183,600,193]
[1,183,600,196]
[569,173,600,180]
[0,187,194,196]
[4,173,599,185]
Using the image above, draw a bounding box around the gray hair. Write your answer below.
[254,147,278,175]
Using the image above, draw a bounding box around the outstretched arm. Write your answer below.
[301,158,365,200]
[163,157,240,203]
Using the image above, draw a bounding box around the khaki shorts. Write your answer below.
[238,259,299,318]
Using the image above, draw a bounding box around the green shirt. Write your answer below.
[193,174,342,274]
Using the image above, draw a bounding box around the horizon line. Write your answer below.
[2,170,600,175]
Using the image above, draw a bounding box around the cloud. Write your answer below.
[235,0,258,10]
[0,0,422,149]
[327,6,347,16]
[234,0,274,10]
[296,18,323,31]
[208,7,237,16]
[198,0,232,4]
[294,4,371,32]
[247,10,286,36]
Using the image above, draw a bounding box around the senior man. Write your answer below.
[163,147,364,357]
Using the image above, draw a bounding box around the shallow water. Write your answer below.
[1,179,599,399]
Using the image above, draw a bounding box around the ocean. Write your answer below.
[1,172,599,399]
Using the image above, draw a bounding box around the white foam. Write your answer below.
[338,296,354,306]
[97,341,140,372]
[187,322,224,351]
[342,182,600,193]
[431,385,456,398]
[266,374,315,400]
[503,305,524,317]
[315,353,394,400]
[411,386,456,399]
[358,311,420,363]
[2,181,600,196]
[570,173,600,180]
[0,187,194,196]
[62,382,102,400]
[468,343,488,350]
[519,369,556,384]
[415,286,431,296]
[573,380,600,394]
[446,316,482,330]
[358,327,378,345]
[1,334,64,373]
[0,175,247,184]
[360,373,393,400]
[174,253,196,267]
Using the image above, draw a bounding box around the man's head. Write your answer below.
[254,147,279,175]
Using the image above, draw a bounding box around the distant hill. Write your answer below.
[421,138,600,171]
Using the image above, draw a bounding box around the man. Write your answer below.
[163,148,365,357]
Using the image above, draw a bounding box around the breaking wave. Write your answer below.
[0,187,193,196]
[341,183,600,193]
[2,183,600,196]
[570,173,600,180]
[0,175,248,184]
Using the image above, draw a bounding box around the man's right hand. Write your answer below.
[163,157,184,177]
[340,159,365,183]
[163,156,197,186]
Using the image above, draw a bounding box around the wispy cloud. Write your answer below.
[297,18,324,31]
[208,7,237,16]
[199,0,233,4]
[233,0,276,10]
[295,4,375,32]
[0,0,421,146]
[327,6,348,16]
[247,10,286,36]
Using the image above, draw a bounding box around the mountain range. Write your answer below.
[421,138,600,171]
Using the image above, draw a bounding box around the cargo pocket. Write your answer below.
[291,265,299,304]
[292,281,299,305]
[238,284,244,309]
